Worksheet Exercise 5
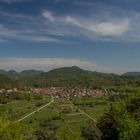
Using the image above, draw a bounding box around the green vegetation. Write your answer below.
[0,117,32,140]
[78,91,140,140]
[0,74,19,89]
[1,88,140,139]
[29,66,127,87]
[0,92,109,139]
[1,66,140,139]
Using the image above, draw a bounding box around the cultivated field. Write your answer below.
[0,93,109,139]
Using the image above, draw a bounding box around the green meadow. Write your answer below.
[0,94,109,139]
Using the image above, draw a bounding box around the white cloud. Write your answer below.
[0,57,139,74]
[42,10,130,37]
[88,19,129,36]
[65,17,129,36]
[42,10,140,42]
[0,9,139,43]
[65,16,81,26]
[42,11,55,22]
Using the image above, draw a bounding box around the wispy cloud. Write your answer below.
[42,11,55,22]
[0,0,31,3]
[0,11,33,19]
[65,16,129,37]
[0,11,79,44]
[42,10,130,40]
[1,7,140,44]
[0,24,62,43]
[42,9,140,42]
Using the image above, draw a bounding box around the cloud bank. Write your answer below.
[0,58,139,74]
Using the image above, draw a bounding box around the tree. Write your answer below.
[97,106,119,140]
[81,120,102,140]
[97,96,140,140]
[34,118,59,140]
[126,96,140,120]
[117,114,140,140]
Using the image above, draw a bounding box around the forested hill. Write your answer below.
[20,66,125,87]
[0,66,140,88]
[0,74,19,88]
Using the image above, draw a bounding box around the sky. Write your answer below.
[0,0,140,74]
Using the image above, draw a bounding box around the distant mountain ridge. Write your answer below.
[122,72,140,76]
[0,66,140,88]
[0,67,140,77]
[0,66,118,79]
[0,69,43,79]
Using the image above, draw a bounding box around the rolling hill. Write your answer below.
[0,74,19,89]
[1,66,140,88]
[29,66,126,87]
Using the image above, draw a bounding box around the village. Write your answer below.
[0,87,108,99]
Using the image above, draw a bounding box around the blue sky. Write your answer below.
[0,0,140,74]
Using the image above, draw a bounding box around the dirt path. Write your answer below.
[16,96,54,123]
[77,107,97,122]
[69,101,97,122]
[66,112,84,116]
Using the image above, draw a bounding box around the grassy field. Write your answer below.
[0,95,109,138]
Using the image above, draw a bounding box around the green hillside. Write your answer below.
[29,66,126,87]
[1,66,140,88]
[0,74,19,89]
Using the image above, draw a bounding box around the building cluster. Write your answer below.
[0,87,107,99]
[63,88,107,99]
[0,88,17,94]
[31,87,107,99]
[31,87,63,95]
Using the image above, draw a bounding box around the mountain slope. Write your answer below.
[30,66,125,87]
[0,74,19,88]
[0,67,130,88]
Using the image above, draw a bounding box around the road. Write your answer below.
[16,95,54,123]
